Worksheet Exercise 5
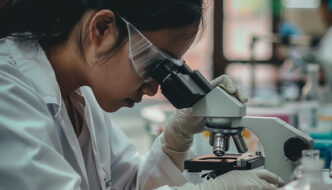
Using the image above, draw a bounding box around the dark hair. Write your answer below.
[0,0,204,61]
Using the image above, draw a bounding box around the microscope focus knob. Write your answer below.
[284,136,311,161]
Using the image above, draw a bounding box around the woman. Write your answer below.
[0,0,284,189]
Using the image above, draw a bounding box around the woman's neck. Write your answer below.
[45,41,87,98]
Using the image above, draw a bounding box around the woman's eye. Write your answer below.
[149,58,163,66]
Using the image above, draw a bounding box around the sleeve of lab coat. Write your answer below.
[0,61,82,190]
[106,118,201,190]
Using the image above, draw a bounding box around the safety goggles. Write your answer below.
[120,16,184,83]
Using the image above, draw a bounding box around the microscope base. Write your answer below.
[184,153,264,179]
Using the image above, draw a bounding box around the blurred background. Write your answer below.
[110,0,332,172]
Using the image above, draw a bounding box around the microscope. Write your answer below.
[147,60,314,182]
[188,86,314,181]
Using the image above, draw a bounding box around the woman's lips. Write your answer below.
[125,97,142,107]
[135,97,142,103]
[125,99,135,107]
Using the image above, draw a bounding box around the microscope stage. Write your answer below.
[184,153,265,176]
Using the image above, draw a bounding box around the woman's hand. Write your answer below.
[173,169,285,190]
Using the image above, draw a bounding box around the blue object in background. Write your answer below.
[328,0,332,12]
[312,139,332,168]
[311,131,332,168]
[311,131,332,140]
[279,21,302,37]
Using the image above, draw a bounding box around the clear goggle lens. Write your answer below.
[120,17,183,82]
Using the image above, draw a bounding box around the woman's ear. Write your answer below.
[89,10,116,46]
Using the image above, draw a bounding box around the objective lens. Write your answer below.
[213,133,229,157]
[232,133,248,153]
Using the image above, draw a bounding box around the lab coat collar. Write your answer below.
[5,38,62,116]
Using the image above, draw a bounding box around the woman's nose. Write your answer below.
[142,80,159,96]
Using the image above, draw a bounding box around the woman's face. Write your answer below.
[84,16,198,112]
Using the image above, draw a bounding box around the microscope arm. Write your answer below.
[232,116,313,182]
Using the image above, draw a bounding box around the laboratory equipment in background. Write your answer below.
[285,101,319,133]
[278,58,304,102]
[292,149,320,180]
[140,104,172,143]
[312,139,332,169]
[280,158,331,190]
[310,107,332,169]
[249,34,319,100]
[317,27,332,102]
[330,149,332,178]
[301,64,322,100]
[226,34,323,105]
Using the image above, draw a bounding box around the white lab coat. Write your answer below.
[0,37,199,190]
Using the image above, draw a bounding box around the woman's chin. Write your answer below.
[100,103,121,113]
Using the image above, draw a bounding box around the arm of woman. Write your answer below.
[105,117,194,190]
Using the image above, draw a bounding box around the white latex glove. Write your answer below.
[173,169,285,190]
[161,75,248,170]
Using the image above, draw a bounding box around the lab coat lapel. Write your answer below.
[56,99,90,188]
[83,100,108,190]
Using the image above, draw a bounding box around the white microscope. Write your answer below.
[187,85,313,182]
[147,60,314,182]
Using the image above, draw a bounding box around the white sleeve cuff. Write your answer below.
[138,135,202,190]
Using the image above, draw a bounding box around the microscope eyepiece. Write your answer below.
[147,61,212,109]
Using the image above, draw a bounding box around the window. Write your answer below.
[223,0,272,60]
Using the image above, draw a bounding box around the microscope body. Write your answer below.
[147,60,313,182]
[192,86,314,182]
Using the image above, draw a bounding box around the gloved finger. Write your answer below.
[210,75,248,103]
[181,108,203,124]
[176,108,205,135]
[222,84,248,104]
[219,75,237,93]
[237,171,277,190]
[243,171,278,190]
[233,86,248,103]
[252,169,285,187]
[258,179,278,190]
[210,75,236,93]
[210,75,225,88]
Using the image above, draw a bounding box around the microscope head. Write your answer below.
[192,86,247,156]
[147,60,247,157]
